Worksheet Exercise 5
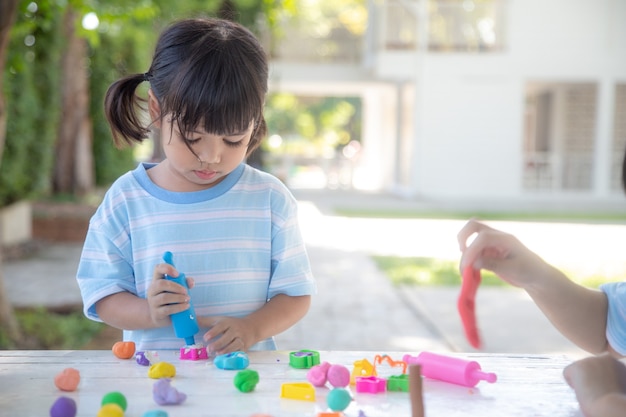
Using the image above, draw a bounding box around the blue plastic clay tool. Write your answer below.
[163,251,199,345]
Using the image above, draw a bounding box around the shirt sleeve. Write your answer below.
[600,282,626,355]
[76,189,136,322]
[267,187,316,299]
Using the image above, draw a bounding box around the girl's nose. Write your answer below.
[198,142,221,164]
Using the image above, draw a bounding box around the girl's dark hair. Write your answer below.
[104,17,268,156]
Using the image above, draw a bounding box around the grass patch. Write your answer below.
[0,307,105,350]
[335,209,626,224]
[373,256,611,289]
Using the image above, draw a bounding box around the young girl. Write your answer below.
[76,17,315,354]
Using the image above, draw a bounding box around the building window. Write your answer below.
[382,0,506,52]
[428,0,506,52]
[523,83,598,191]
[611,84,626,191]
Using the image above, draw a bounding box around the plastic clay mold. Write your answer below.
[280,382,316,401]
[289,350,320,369]
[351,358,376,385]
[214,351,249,370]
[179,345,208,361]
[355,376,387,394]
[387,374,410,392]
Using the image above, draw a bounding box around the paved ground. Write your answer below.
[6,188,622,359]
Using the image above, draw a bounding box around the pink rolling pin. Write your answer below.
[403,351,497,387]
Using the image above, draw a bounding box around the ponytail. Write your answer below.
[104,73,151,148]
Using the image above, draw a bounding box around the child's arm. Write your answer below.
[95,262,193,330]
[458,219,610,354]
[200,294,311,354]
[563,354,626,417]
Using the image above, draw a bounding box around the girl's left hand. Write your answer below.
[199,316,253,355]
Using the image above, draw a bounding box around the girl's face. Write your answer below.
[149,90,252,192]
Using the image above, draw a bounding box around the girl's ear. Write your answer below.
[148,89,162,128]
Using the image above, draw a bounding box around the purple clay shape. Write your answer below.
[152,379,187,405]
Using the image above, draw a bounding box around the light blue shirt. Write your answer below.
[601,282,626,355]
[76,163,315,351]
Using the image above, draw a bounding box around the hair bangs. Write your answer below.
[165,39,265,137]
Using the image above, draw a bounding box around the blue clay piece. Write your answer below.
[142,411,168,417]
[50,396,77,417]
[327,388,352,412]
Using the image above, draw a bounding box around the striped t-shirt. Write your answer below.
[76,162,315,350]
[601,282,626,355]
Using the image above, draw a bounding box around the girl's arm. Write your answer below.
[95,262,193,330]
[458,219,610,354]
[523,264,609,354]
[200,294,311,354]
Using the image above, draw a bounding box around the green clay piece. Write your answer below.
[101,391,128,411]
[234,369,260,393]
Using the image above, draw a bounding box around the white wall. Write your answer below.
[392,0,626,203]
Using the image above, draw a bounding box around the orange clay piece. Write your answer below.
[54,367,80,391]
[112,341,136,359]
[373,354,407,375]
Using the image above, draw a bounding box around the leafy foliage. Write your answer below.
[0,307,104,349]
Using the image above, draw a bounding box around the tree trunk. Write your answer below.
[53,7,94,196]
[0,0,23,346]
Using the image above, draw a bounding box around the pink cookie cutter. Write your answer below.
[355,376,387,393]
[179,346,208,361]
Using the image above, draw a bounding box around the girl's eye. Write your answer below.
[224,139,245,148]
[184,137,201,145]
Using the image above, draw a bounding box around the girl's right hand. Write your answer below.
[146,263,194,327]
[457,219,554,290]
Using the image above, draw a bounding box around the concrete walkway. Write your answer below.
[6,188,617,358]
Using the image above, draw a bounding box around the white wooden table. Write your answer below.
[0,350,583,417]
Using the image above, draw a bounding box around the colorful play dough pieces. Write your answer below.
[102,391,127,411]
[142,411,168,417]
[458,265,482,349]
[326,388,352,412]
[152,379,187,405]
[307,362,350,388]
[97,403,124,417]
[307,362,331,386]
[327,364,350,388]
[234,369,260,393]
[135,351,151,366]
[54,367,80,391]
[112,341,136,359]
[148,362,176,379]
[50,396,77,417]
[214,351,249,370]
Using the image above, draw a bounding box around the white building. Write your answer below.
[268,0,626,211]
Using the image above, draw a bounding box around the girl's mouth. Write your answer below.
[194,170,218,181]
